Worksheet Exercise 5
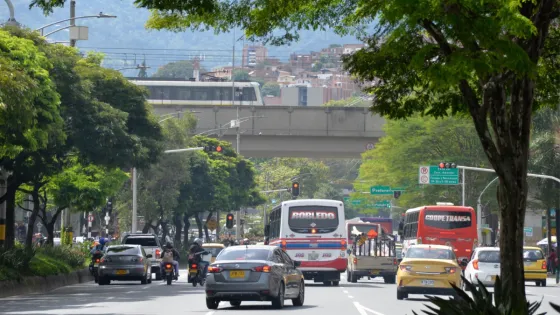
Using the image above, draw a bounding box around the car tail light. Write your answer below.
[399,265,412,271]
[393,258,398,265]
[191,264,198,269]
[165,263,173,269]
[353,257,357,265]
[473,259,479,270]
[445,267,457,274]
[95,258,100,263]
[252,265,271,273]
[208,266,223,273]
[100,257,111,263]
[542,261,547,269]
[155,249,161,257]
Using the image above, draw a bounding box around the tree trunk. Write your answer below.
[45,222,55,246]
[204,212,213,242]
[183,214,191,246]
[161,221,168,242]
[173,215,182,248]
[4,184,16,249]
[194,214,203,238]
[24,187,41,251]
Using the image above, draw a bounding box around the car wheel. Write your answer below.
[230,301,241,307]
[351,272,358,283]
[536,281,541,287]
[541,280,547,287]
[292,281,305,306]
[271,282,285,309]
[397,290,404,300]
[206,298,219,310]
[155,271,162,281]
[141,272,148,284]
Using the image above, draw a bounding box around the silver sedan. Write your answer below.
[98,245,152,285]
[205,245,305,310]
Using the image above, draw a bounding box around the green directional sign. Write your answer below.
[352,199,363,205]
[373,200,391,208]
[418,166,459,185]
[343,197,350,202]
[370,185,393,195]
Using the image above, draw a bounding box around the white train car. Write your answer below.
[129,79,264,106]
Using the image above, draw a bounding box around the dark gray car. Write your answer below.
[98,245,152,285]
[205,245,305,310]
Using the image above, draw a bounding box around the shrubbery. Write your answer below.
[0,244,87,281]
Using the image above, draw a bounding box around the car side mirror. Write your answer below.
[346,249,351,254]
[146,254,152,258]
[293,261,301,267]
[264,225,270,237]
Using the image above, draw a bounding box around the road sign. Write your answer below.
[524,227,533,237]
[343,197,350,202]
[370,185,393,195]
[88,215,94,223]
[206,218,218,230]
[352,199,363,205]
[372,200,391,208]
[365,143,375,150]
[418,165,459,185]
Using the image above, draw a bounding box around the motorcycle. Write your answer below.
[187,251,209,287]
[89,251,103,283]
[163,262,176,285]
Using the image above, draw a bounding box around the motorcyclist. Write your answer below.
[90,237,109,255]
[160,242,180,279]
[188,238,209,277]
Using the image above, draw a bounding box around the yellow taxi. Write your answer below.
[523,246,547,286]
[202,243,225,263]
[397,244,463,300]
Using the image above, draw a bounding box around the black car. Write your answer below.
[205,245,305,309]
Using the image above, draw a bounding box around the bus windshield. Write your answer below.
[423,210,472,229]
[288,206,339,233]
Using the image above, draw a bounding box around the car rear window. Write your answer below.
[406,247,456,260]
[216,248,270,261]
[124,237,158,247]
[107,246,139,255]
[478,250,500,263]
[523,249,544,261]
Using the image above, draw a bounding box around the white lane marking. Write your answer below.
[543,294,558,298]
[348,295,354,299]
[343,290,349,294]
[205,312,214,315]
[107,297,115,300]
[353,302,386,315]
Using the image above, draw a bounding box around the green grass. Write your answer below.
[0,245,87,281]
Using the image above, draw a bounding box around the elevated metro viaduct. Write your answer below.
[153,105,386,158]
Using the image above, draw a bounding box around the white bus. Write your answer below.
[264,199,347,286]
[129,79,264,106]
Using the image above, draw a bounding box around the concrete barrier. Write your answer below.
[0,268,93,298]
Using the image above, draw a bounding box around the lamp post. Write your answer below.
[35,12,117,36]
[477,177,498,245]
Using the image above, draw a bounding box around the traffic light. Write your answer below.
[106,198,113,216]
[393,191,402,199]
[438,162,457,169]
[204,145,223,153]
[291,182,300,197]
[226,213,234,229]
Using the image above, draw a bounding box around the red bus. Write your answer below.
[401,203,477,267]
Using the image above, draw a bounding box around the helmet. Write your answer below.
[165,242,173,248]
[99,238,108,246]
[193,238,203,246]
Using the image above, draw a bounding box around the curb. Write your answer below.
[0,268,93,299]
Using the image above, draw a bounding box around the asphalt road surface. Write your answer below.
[0,272,558,315]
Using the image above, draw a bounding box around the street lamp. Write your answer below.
[35,12,117,36]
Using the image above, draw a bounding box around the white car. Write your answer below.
[464,247,500,287]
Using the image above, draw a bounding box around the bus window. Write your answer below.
[288,206,339,233]
[423,211,472,229]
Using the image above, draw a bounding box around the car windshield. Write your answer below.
[216,248,270,261]
[124,237,158,247]
[107,246,139,255]
[478,250,500,263]
[406,247,456,260]
[523,249,544,261]
[203,247,224,257]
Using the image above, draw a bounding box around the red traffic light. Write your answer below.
[439,162,445,168]
[293,183,299,188]
[227,214,233,220]
[216,146,222,152]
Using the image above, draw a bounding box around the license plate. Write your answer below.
[370,270,379,275]
[524,262,533,267]
[189,269,197,273]
[229,270,245,278]
[421,280,435,286]
[115,270,128,275]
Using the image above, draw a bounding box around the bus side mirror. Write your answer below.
[264,225,270,237]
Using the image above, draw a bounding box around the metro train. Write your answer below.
[128,79,265,106]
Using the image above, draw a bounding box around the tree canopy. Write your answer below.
[152,60,205,79]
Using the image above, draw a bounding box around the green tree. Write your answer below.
[152,60,204,79]
[124,0,560,306]
[261,82,280,97]
[232,70,250,82]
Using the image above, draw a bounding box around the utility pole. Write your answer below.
[69,0,76,47]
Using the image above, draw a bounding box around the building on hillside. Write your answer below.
[242,45,268,68]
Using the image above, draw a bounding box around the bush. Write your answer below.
[36,246,86,269]
[412,275,554,315]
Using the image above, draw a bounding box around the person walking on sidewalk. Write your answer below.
[549,248,559,284]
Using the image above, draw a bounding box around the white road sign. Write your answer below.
[419,166,430,184]
[88,214,94,222]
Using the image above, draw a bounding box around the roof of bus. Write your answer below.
[405,205,474,212]
[276,199,344,207]
[356,217,392,222]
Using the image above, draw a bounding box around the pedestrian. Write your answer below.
[549,248,559,284]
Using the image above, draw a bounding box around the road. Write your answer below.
[0,272,558,315]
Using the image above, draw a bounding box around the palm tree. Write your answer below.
[529,107,560,255]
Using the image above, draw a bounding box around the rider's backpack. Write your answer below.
[162,250,174,262]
